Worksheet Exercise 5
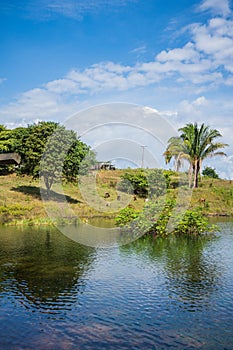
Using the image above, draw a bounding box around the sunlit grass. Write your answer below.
[0,171,232,225]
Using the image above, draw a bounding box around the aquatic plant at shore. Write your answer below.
[116,199,217,237]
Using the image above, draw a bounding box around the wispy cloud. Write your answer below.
[2,0,137,20]
[199,0,231,17]
[1,8,233,124]
[130,45,147,55]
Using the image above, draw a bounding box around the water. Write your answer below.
[0,222,233,349]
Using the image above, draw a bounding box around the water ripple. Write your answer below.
[0,223,233,349]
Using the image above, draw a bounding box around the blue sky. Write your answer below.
[0,0,233,177]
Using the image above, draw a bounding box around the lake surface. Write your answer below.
[0,222,233,349]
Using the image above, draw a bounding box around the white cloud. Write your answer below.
[157,43,200,63]
[192,23,233,54]
[207,155,233,179]
[192,96,208,106]
[2,5,233,127]
[191,19,233,75]
[0,0,233,159]
[225,76,233,85]
[0,87,78,125]
[199,0,231,17]
[178,96,210,119]
[209,17,233,36]
[46,79,79,94]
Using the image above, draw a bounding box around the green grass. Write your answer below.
[0,171,232,225]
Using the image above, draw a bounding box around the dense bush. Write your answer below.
[115,206,140,227]
[173,209,215,235]
[117,170,148,197]
[116,199,217,237]
[118,169,169,198]
[202,166,219,179]
[148,169,166,197]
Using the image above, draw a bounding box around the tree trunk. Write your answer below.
[199,159,203,182]
[44,175,54,199]
[188,163,193,188]
[193,159,200,188]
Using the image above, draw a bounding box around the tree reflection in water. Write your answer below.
[120,234,221,310]
[0,226,96,313]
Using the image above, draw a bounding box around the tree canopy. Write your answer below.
[0,121,95,194]
[164,122,228,188]
[202,166,219,179]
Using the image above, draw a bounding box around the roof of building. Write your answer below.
[0,153,21,165]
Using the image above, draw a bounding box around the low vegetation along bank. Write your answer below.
[0,121,230,237]
[0,170,232,228]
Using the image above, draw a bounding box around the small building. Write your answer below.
[90,161,116,171]
[0,153,21,165]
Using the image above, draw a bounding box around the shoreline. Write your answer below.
[2,212,233,227]
[1,173,232,226]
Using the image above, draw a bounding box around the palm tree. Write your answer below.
[164,123,228,188]
[163,137,189,172]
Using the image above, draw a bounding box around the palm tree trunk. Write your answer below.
[193,159,200,188]
[188,163,192,188]
[199,159,202,182]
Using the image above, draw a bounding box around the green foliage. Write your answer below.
[0,121,95,194]
[115,206,139,227]
[118,169,167,198]
[13,122,58,177]
[134,198,176,237]
[202,166,219,179]
[0,203,32,216]
[118,170,148,197]
[164,122,228,188]
[40,125,75,195]
[0,126,20,174]
[147,169,166,198]
[40,125,92,195]
[0,204,33,223]
[76,149,97,176]
[173,209,217,235]
[116,198,216,237]
[0,126,15,153]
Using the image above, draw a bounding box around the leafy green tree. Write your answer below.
[118,169,168,198]
[13,121,58,177]
[0,125,19,174]
[164,123,228,188]
[0,122,94,187]
[0,125,15,153]
[148,169,166,198]
[202,166,219,179]
[118,170,148,197]
[40,125,77,196]
[40,125,93,196]
[78,149,97,175]
[163,137,188,172]
[63,140,94,181]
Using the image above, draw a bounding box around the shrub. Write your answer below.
[117,170,148,197]
[173,209,216,235]
[115,206,139,227]
[202,166,219,179]
[118,169,168,198]
[116,199,217,237]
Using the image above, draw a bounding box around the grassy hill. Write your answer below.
[0,170,232,225]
